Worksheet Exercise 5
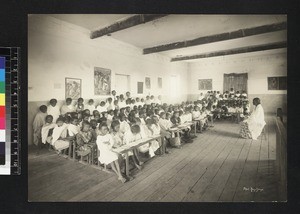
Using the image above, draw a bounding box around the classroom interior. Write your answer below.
[28,14,287,202]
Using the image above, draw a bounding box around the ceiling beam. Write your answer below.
[170,41,287,62]
[143,21,287,54]
[90,14,167,39]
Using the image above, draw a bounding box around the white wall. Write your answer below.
[28,15,189,105]
[187,49,287,113]
[188,49,287,95]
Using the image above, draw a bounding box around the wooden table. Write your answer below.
[169,121,197,136]
[112,135,162,177]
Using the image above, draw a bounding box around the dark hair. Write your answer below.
[99,122,108,129]
[130,124,140,134]
[66,98,72,102]
[39,105,47,112]
[56,117,65,123]
[88,99,94,103]
[50,99,57,103]
[253,97,261,105]
[81,121,90,129]
[45,115,53,122]
[111,120,120,131]
[78,98,84,102]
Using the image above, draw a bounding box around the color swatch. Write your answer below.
[0,57,5,165]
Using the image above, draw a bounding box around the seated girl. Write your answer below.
[192,106,203,133]
[76,121,95,158]
[41,115,56,147]
[50,117,70,154]
[96,101,107,114]
[139,118,160,157]
[96,122,127,183]
[152,115,170,154]
[119,113,130,134]
[67,117,80,138]
[76,98,85,113]
[123,124,144,170]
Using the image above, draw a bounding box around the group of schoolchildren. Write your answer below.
[197,88,250,122]
[32,90,215,183]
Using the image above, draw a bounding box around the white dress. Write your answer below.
[51,123,69,151]
[97,134,118,165]
[244,104,266,140]
[47,105,61,123]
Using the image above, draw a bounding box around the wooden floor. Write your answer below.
[28,116,283,202]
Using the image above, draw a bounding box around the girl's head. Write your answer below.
[45,115,53,124]
[82,113,90,122]
[120,108,125,114]
[99,122,109,135]
[111,120,120,132]
[39,105,47,113]
[130,124,141,135]
[126,91,130,97]
[81,121,90,132]
[90,119,98,129]
[152,115,159,124]
[64,116,71,124]
[88,99,94,105]
[136,97,140,102]
[179,110,183,116]
[83,109,90,116]
[100,101,105,107]
[56,117,64,127]
[119,113,126,122]
[133,117,141,125]
[173,111,179,118]
[145,118,154,128]
[49,99,57,107]
[120,94,124,100]
[66,98,72,105]
[112,90,116,96]
[93,110,99,117]
[108,109,114,116]
[78,98,84,104]
[107,97,113,104]
[102,111,108,118]
[70,117,79,126]
[113,100,118,106]
[113,109,119,117]
[166,112,171,120]
[253,97,261,106]
[125,106,130,112]
[160,112,166,119]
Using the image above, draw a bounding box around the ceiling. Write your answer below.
[48,14,287,62]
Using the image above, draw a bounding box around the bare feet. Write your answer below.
[118,176,127,183]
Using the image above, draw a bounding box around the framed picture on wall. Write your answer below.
[158,77,162,88]
[268,76,287,90]
[198,79,212,90]
[65,78,82,99]
[137,82,143,94]
[94,67,111,95]
[145,77,151,89]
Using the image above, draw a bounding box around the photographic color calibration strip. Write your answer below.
[0,57,5,166]
[0,47,20,175]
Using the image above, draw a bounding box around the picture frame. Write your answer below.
[145,77,151,89]
[198,79,212,90]
[94,67,111,95]
[65,77,82,99]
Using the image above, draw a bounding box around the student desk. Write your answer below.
[112,135,162,177]
[169,122,197,137]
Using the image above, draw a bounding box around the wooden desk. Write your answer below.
[169,122,197,137]
[112,135,162,177]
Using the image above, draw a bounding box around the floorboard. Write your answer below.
[28,116,284,202]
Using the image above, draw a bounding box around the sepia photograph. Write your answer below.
[28,14,287,202]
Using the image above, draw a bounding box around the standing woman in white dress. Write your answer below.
[240,98,266,140]
[96,122,127,183]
